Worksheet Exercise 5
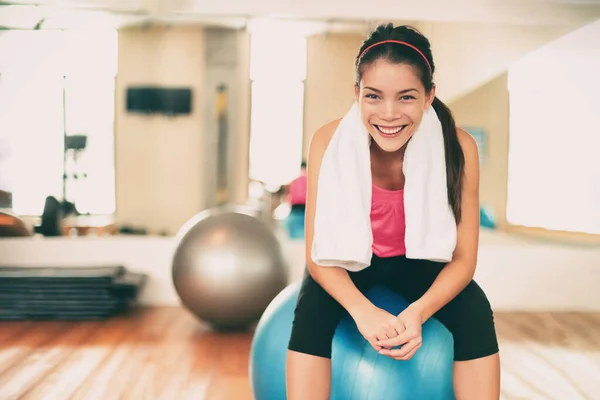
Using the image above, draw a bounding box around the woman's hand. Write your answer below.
[376,304,424,361]
[351,304,405,352]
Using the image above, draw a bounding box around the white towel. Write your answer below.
[311,102,457,271]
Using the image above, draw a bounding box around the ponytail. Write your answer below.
[432,96,464,223]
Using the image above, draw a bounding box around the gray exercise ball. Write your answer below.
[172,205,289,330]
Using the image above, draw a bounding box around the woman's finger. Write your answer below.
[367,334,383,352]
[395,342,421,360]
[379,337,421,358]
[377,327,417,348]
[375,326,389,342]
[384,323,398,339]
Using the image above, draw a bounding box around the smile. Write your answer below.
[373,124,407,137]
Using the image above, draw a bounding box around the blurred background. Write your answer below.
[0,0,599,399]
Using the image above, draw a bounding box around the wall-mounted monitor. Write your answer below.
[126,86,193,116]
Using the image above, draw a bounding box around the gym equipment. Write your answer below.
[172,205,288,330]
[250,283,455,400]
[0,190,12,209]
[0,211,31,237]
[0,265,146,321]
[215,83,229,206]
[36,196,63,237]
[62,75,88,212]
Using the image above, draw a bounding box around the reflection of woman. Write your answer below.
[287,161,307,212]
[281,161,307,238]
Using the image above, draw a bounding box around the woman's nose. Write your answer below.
[380,101,401,121]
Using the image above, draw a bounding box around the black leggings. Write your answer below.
[288,254,499,362]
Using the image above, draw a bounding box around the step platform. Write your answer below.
[0,265,147,321]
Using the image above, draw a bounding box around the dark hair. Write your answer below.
[355,24,465,223]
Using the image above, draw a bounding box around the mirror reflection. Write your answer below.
[1,2,599,398]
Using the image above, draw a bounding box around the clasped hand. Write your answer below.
[352,304,423,361]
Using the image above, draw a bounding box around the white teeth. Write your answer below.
[377,125,404,135]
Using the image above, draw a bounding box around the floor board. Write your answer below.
[0,307,598,400]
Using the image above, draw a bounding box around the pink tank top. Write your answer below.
[371,183,406,258]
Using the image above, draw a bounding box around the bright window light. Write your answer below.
[0,30,117,216]
[248,21,307,187]
[506,20,600,234]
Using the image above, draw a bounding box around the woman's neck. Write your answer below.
[370,141,406,190]
[370,141,407,163]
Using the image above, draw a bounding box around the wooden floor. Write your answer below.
[0,308,599,400]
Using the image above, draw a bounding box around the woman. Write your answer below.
[286,24,501,399]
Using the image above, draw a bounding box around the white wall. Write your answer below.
[115,27,206,236]
[474,230,600,311]
[2,230,599,311]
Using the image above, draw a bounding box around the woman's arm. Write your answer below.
[303,120,372,318]
[409,127,481,323]
[377,128,481,359]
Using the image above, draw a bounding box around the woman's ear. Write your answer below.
[426,84,436,108]
[354,83,360,102]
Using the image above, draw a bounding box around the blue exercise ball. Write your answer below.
[250,283,455,400]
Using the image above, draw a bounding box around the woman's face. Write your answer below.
[355,59,434,153]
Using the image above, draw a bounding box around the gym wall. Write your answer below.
[114,26,251,236]
[114,26,206,235]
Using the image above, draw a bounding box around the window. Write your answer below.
[248,20,307,187]
[506,20,600,234]
[62,76,116,215]
[0,71,64,215]
[0,30,117,216]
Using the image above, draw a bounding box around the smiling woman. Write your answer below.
[285,24,501,400]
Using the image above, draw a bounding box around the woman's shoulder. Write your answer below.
[308,118,342,155]
[456,127,479,160]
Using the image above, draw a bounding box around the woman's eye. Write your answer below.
[365,94,379,99]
